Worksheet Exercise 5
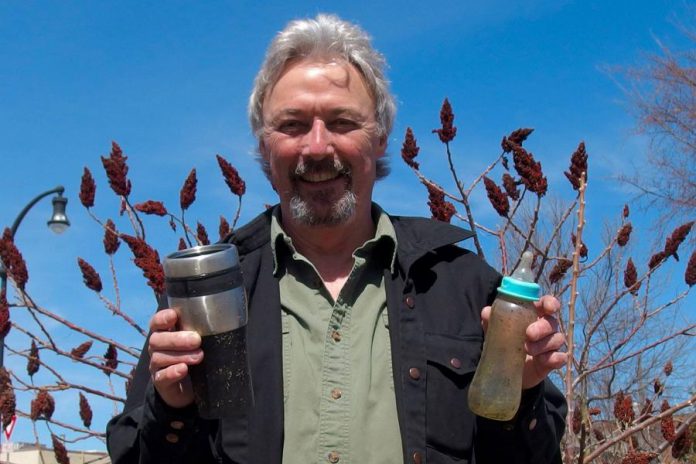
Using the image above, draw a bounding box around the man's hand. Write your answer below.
[481,295,567,390]
[148,308,203,408]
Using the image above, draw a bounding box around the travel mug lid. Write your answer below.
[163,243,239,278]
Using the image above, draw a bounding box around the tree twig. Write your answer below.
[444,142,485,257]
[564,173,587,463]
[582,393,696,462]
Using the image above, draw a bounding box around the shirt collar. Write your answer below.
[270,204,398,276]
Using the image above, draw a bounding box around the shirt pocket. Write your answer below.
[424,332,482,459]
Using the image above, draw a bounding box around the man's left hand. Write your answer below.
[481,294,567,390]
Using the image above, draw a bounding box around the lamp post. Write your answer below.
[0,185,70,368]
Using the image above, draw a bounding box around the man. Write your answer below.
[107,14,567,463]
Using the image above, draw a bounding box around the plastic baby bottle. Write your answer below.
[467,251,540,421]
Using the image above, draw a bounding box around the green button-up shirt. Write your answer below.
[271,207,402,464]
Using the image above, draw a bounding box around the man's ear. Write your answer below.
[376,134,387,157]
[258,139,267,157]
[257,139,275,187]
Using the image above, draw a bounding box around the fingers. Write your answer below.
[148,308,201,408]
[147,334,202,401]
[522,349,568,390]
[480,306,491,333]
[526,313,565,357]
[149,330,202,355]
[152,362,190,387]
[150,348,203,372]
[525,329,566,357]
[522,310,567,389]
[533,294,561,317]
[149,308,179,332]
[526,314,560,343]
[530,350,567,371]
[151,363,197,409]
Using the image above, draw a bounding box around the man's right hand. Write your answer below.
[148,308,203,408]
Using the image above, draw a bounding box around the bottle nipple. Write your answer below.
[498,251,540,301]
[511,251,534,282]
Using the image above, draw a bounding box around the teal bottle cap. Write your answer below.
[498,276,540,301]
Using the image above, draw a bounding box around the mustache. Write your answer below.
[293,157,350,178]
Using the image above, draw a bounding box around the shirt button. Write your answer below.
[331,388,342,400]
[331,330,342,342]
[412,451,423,464]
[409,367,421,380]
[450,357,462,369]
[169,420,185,430]
[404,295,415,308]
[165,433,179,443]
[529,418,538,430]
[328,451,340,463]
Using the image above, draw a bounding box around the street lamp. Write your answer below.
[0,185,70,367]
[47,194,70,234]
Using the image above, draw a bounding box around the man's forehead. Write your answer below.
[263,58,372,107]
[267,106,367,121]
[279,57,354,82]
[303,60,351,80]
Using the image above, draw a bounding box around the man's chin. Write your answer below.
[289,192,356,227]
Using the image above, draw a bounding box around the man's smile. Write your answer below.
[298,170,342,183]
[292,156,351,187]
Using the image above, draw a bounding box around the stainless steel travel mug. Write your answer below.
[163,243,252,418]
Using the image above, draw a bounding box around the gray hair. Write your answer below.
[249,14,396,178]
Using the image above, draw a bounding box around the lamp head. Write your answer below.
[47,194,70,234]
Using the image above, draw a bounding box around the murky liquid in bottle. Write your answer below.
[468,251,540,421]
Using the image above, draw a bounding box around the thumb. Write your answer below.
[480,306,492,333]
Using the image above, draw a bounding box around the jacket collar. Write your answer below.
[226,207,275,253]
[228,204,475,266]
[387,214,475,273]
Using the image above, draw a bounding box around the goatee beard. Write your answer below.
[290,190,356,226]
[289,156,356,226]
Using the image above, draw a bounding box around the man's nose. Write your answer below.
[302,119,334,157]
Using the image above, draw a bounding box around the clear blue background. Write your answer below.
[1,0,693,452]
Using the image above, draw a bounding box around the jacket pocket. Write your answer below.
[425,332,482,459]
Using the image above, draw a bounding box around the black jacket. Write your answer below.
[107,208,566,463]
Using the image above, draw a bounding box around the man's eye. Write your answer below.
[329,119,358,132]
[278,121,307,134]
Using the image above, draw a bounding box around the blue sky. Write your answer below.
[1,0,693,452]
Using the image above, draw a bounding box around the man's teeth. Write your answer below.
[301,171,340,182]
